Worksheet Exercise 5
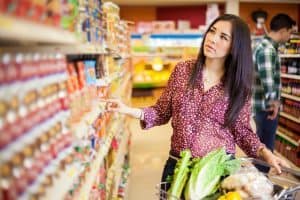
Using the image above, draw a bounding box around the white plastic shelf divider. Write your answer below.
[280,112,300,123]
[279,54,300,58]
[276,130,299,147]
[0,14,77,44]
[0,42,107,55]
[281,93,300,102]
[281,73,300,80]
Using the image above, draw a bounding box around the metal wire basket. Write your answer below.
[156,158,300,200]
[156,182,180,200]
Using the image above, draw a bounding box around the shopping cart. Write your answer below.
[156,157,300,200]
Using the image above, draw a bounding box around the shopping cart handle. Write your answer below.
[240,157,300,178]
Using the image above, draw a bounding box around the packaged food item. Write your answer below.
[0,55,6,84]
[46,0,62,27]
[0,162,18,200]
[102,2,119,15]
[84,60,97,85]
[61,0,79,31]
[3,53,20,83]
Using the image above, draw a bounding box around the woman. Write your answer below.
[104,14,288,186]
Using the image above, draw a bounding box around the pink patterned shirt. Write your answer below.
[141,60,263,158]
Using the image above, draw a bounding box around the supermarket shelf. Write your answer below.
[274,150,300,171]
[279,54,300,58]
[41,161,81,200]
[0,43,108,55]
[95,71,123,87]
[19,145,74,200]
[111,128,130,199]
[276,130,299,147]
[78,119,122,200]
[281,73,300,80]
[105,47,130,59]
[0,111,69,165]
[280,112,300,123]
[116,74,132,96]
[71,102,105,139]
[131,33,203,39]
[132,52,170,57]
[281,93,300,102]
[133,81,168,89]
[0,14,78,44]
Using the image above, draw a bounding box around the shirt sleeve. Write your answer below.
[140,62,180,129]
[256,48,280,101]
[232,99,265,158]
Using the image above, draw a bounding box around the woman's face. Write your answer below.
[203,20,232,59]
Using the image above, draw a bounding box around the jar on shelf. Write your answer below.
[281,58,287,73]
[0,162,18,200]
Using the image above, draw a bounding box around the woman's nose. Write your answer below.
[208,34,217,44]
[211,34,218,43]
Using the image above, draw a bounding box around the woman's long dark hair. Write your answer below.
[189,14,253,128]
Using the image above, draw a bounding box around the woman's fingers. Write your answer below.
[272,156,291,174]
[278,157,290,168]
[106,102,120,110]
[273,161,282,174]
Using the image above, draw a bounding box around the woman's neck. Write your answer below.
[204,58,225,80]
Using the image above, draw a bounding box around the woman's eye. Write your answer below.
[209,29,215,33]
[221,36,228,41]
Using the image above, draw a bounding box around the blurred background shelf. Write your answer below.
[0,14,78,45]
[281,93,300,102]
[279,54,300,58]
[281,73,300,80]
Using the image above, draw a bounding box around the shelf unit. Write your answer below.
[280,112,300,124]
[276,129,299,147]
[0,3,132,199]
[0,14,78,44]
[77,119,122,200]
[278,53,300,167]
[131,33,202,89]
[281,73,300,80]
[281,93,300,102]
[279,54,300,58]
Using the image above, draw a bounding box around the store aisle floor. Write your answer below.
[127,118,172,200]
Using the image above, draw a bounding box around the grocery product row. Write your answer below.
[276,42,300,168]
[0,51,132,199]
[0,1,133,199]
[0,0,130,57]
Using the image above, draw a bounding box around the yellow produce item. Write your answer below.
[218,195,226,200]
[226,192,242,200]
[218,192,242,200]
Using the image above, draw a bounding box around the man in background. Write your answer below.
[252,14,295,155]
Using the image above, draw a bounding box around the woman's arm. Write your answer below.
[233,100,289,173]
[104,61,185,129]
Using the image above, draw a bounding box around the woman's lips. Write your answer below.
[205,44,216,53]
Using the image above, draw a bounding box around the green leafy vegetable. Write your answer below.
[184,148,240,200]
[167,149,192,199]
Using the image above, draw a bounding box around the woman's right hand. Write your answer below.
[102,99,128,114]
[101,99,143,119]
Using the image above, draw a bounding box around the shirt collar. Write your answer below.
[264,35,279,50]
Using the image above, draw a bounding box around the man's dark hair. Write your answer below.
[270,14,296,32]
